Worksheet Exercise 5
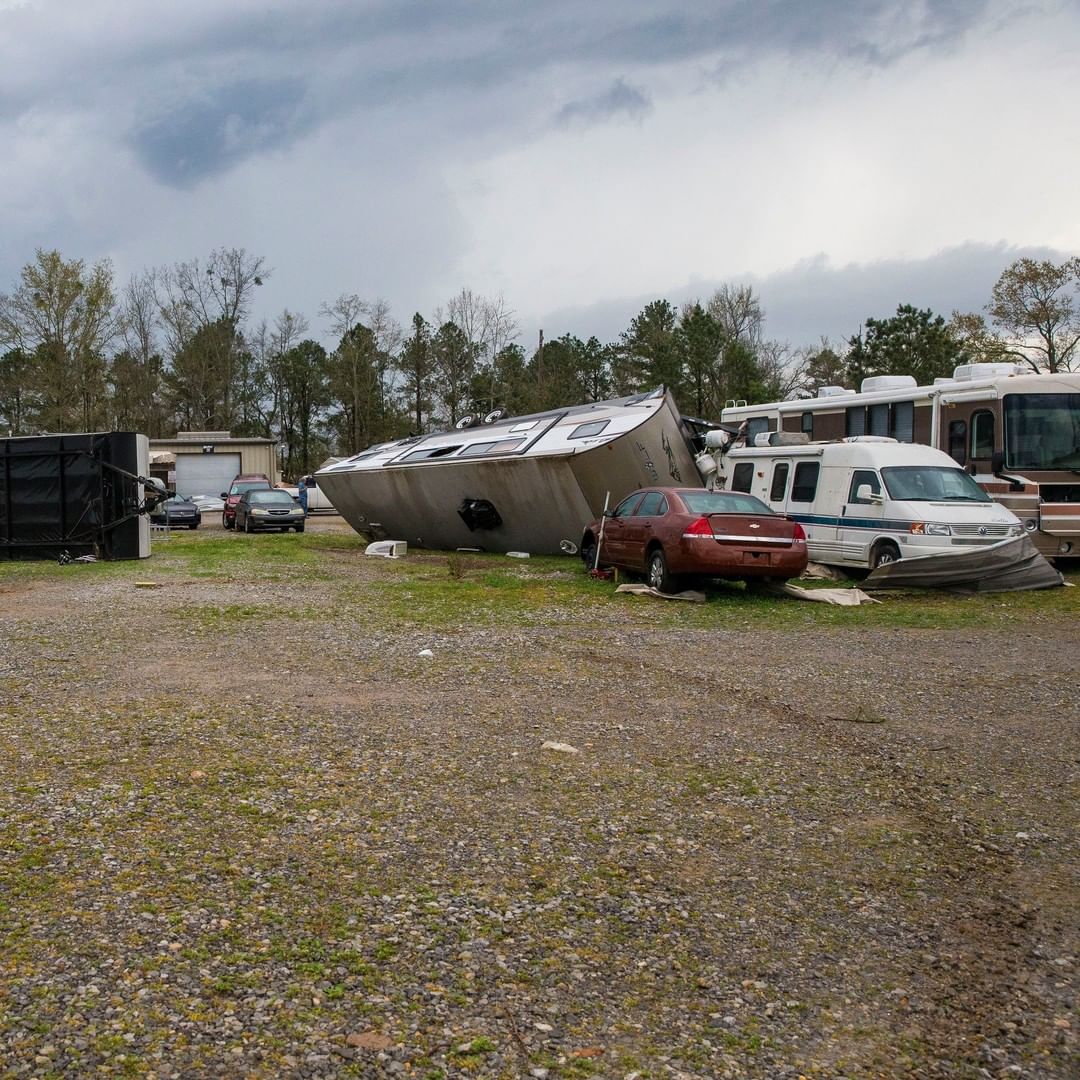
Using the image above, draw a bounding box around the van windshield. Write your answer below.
[881,466,991,502]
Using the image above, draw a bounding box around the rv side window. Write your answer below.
[745,418,770,441]
[791,462,820,502]
[891,401,914,443]
[731,462,754,493]
[848,469,881,504]
[948,420,967,466]
[800,412,814,438]
[971,411,995,459]
[769,462,789,501]
[868,403,890,437]
[845,407,865,437]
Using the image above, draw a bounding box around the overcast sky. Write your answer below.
[2,0,1079,353]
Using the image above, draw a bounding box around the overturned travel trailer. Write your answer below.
[316,388,704,554]
[0,432,155,560]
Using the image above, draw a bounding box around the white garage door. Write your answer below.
[175,453,242,498]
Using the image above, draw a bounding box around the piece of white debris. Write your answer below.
[541,741,579,754]
[418,649,434,658]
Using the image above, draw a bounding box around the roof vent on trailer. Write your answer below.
[860,375,917,393]
[951,362,1026,381]
[753,432,811,447]
[817,385,855,398]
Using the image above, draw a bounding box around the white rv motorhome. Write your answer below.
[712,436,1023,570]
[720,365,1080,561]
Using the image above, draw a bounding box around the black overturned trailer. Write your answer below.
[0,432,152,561]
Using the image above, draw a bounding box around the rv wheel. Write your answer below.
[871,541,901,569]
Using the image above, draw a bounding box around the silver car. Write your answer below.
[234,489,306,533]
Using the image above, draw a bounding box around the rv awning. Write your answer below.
[863,535,1064,593]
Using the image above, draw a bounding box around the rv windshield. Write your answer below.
[881,467,991,503]
[1004,393,1080,470]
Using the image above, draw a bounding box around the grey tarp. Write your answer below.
[863,534,1064,593]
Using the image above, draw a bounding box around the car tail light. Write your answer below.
[685,516,714,537]
[791,521,806,542]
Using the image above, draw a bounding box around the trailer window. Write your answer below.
[800,412,814,437]
[745,417,771,441]
[731,462,754,493]
[845,407,866,437]
[769,462,789,501]
[569,420,609,440]
[891,401,914,443]
[971,411,995,459]
[791,462,820,502]
[868,403,890,437]
[947,420,967,466]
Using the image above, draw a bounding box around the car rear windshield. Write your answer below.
[248,490,297,505]
[230,481,271,495]
[682,491,773,515]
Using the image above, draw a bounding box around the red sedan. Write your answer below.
[581,487,807,592]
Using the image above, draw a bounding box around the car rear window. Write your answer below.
[230,481,271,495]
[682,491,773,515]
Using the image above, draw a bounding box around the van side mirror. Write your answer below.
[991,450,1005,474]
[855,483,883,504]
[220,492,228,499]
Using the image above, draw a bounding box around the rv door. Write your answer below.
[840,468,885,566]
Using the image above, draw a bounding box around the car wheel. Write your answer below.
[243,516,252,534]
[870,541,901,569]
[295,523,305,533]
[222,514,232,530]
[647,548,680,593]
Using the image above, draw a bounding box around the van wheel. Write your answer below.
[870,541,901,569]
[647,548,681,593]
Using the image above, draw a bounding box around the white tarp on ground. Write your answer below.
[614,582,878,605]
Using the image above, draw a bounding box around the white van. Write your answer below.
[715,436,1023,569]
[297,475,337,513]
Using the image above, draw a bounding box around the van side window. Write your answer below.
[845,407,866,437]
[971,411,994,459]
[848,469,881,504]
[791,462,820,502]
[731,462,754,493]
[948,420,967,466]
[891,401,914,443]
[769,462,789,501]
[800,412,814,437]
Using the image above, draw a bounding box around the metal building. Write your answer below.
[149,432,279,496]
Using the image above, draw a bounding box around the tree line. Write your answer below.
[1,248,1076,478]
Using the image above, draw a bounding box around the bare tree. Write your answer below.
[443,288,519,414]
[157,248,269,428]
[706,283,764,348]
[987,257,1080,373]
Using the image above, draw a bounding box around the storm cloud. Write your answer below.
[0,0,1077,355]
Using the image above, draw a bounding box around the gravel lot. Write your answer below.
[1,519,1077,1079]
